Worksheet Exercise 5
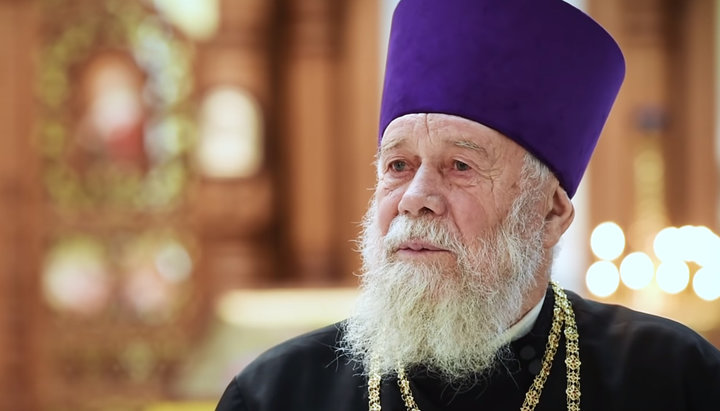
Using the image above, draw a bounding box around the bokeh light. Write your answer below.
[619,252,654,290]
[590,221,626,260]
[43,237,111,316]
[653,226,680,262]
[690,226,720,267]
[677,225,700,264]
[196,87,264,179]
[155,241,193,283]
[693,267,720,301]
[586,261,620,298]
[656,261,690,294]
[152,0,219,40]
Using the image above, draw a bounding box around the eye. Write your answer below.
[390,160,408,172]
[453,160,471,171]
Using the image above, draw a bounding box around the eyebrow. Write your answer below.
[378,138,406,158]
[379,137,490,158]
[453,140,490,159]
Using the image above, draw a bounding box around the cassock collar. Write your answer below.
[493,291,546,347]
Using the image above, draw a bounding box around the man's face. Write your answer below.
[341,113,554,381]
[376,113,534,267]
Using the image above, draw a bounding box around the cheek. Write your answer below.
[375,188,402,235]
[449,195,497,241]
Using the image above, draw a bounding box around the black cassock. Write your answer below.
[216,287,720,410]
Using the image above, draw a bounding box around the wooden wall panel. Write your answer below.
[664,0,718,230]
[0,1,41,409]
[336,0,381,282]
[281,0,379,284]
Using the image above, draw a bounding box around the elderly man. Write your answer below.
[217,0,720,410]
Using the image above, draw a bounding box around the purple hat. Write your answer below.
[379,0,625,197]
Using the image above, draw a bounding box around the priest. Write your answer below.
[217,0,720,409]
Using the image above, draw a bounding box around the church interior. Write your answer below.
[0,0,718,409]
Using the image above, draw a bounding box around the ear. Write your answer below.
[543,183,574,249]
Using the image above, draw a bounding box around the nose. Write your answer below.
[397,165,448,217]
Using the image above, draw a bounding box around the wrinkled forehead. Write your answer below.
[379,113,527,159]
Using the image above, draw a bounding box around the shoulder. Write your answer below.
[239,322,346,377]
[566,290,720,408]
[568,290,718,355]
[217,322,367,411]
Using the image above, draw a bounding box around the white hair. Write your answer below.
[520,152,553,187]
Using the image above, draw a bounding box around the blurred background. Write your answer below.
[0,0,718,409]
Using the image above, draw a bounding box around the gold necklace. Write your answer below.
[367,282,580,411]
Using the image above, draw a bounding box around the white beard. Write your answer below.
[341,187,547,383]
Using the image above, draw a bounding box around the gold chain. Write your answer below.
[367,282,580,411]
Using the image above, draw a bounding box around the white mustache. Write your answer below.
[383,215,463,255]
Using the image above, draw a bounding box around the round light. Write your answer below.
[152,0,219,40]
[691,226,720,267]
[154,242,193,283]
[656,261,690,294]
[619,252,654,290]
[586,261,620,298]
[196,87,264,178]
[693,267,720,301]
[42,238,111,316]
[590,222,626,261]
[676,225,702,264]
[653,226,680,262]
[703,232,720,268]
